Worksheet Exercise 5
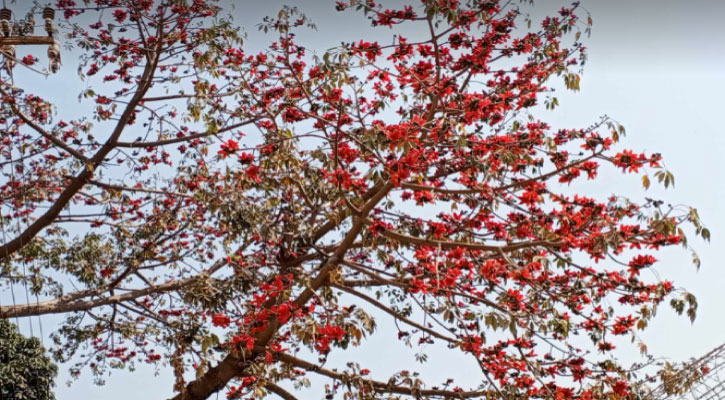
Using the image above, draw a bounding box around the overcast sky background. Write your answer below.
[3,0,724,398]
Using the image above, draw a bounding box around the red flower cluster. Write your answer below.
[211,313,232,328]
[314,324,347,353]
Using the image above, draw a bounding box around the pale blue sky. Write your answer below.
[3,1,724,399]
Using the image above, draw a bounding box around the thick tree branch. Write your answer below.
[0,278,189,318]
[264,382,299,400]
[273,350,489,399]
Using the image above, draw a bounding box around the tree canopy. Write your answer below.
[0,318,57,400]
[0,1,708,399]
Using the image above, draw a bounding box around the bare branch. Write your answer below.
[273,350,489,399]
[330,282,457,343]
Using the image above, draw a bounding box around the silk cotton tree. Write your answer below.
[0,1,708,399]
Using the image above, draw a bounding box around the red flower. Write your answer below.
[612,149,646,173]
[611,380,630,396]
[113,9,128,23]
[238,152,254,164]
[414,190,434,205]
[314,324,347,353]
[245,165,261,182]
[611,315,636,335]
[628,254,657,276]
[354,40,382,62]
[211,313,231,328]
[231,334,255,351]
[218,139,240,158]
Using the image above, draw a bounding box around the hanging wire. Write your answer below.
[5,74,30,336]
[10,99,22,337]
[21,258,33,337]
[644,342,725,400]
[0,20,21,332]
[34,259,44,345]
[15,73,33,338]
[1,213,20,328]
[16,115,34,337]
[9,273,18,322]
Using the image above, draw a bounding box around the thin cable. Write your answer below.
[0,63,21,330]
[8,76,29,337]
[35,259,44,346]
[1,215,20,328]
[21,260,33,337]
[9,275,19,326]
